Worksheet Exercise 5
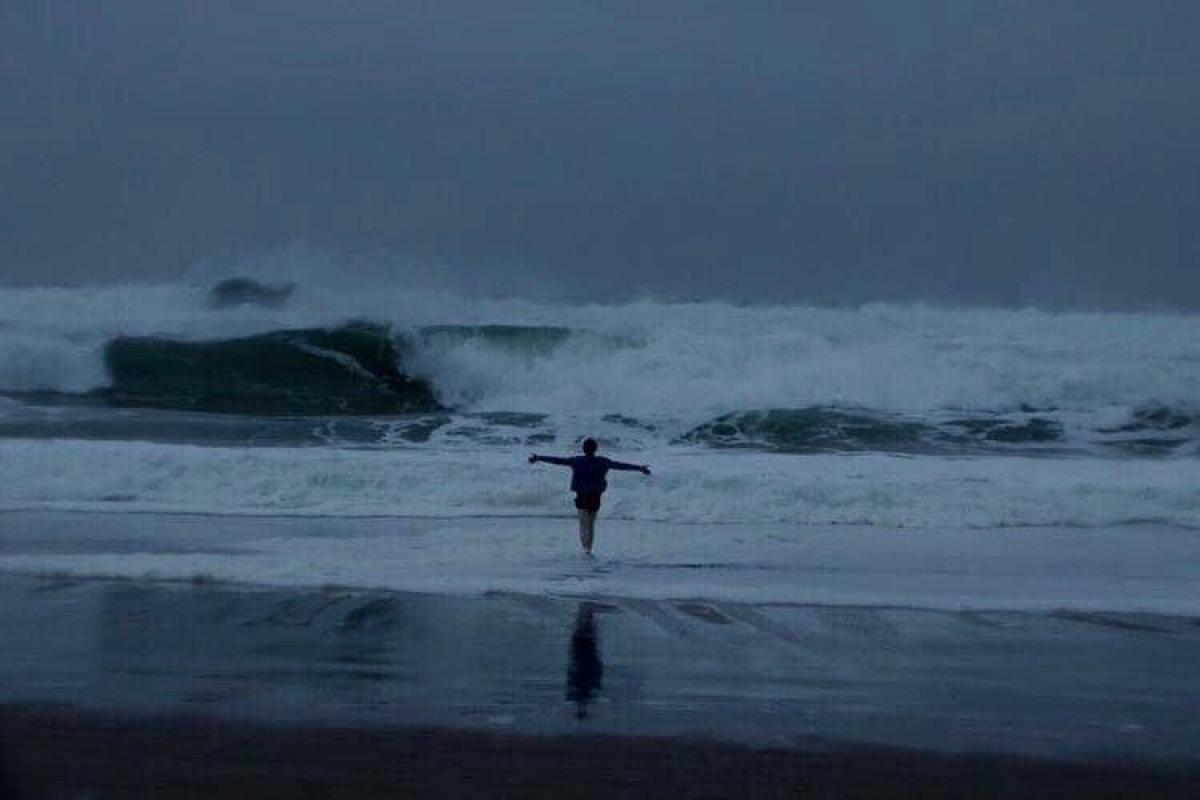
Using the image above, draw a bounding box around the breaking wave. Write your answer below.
[0,280,1197,454]
[103,324,439,415]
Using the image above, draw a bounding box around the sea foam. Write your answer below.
[1,439,1195,529]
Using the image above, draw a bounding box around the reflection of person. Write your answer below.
[566,603,604,719]
[529,438,651,556]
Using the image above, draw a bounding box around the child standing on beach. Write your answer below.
[529,439,651,556]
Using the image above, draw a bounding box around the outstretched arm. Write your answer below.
[529,454,573,466]
[606,459,652,475]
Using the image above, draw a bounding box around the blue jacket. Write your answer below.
[535,455,644,493]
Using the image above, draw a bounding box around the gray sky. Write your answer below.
[3,1,1198,308]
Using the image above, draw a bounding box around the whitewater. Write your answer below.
[0,274,1197,611]
[3,280,1199,420]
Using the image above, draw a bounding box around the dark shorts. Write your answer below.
[573,492,603,513]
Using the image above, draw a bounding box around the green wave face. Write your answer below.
[681,408,935,453]
[102,324,441,415]
[680,407,1083,454]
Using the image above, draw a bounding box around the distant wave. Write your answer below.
[0,400,1194,457]
[207,277,294,310]
[678,405,1195,455]
[683,407,934,453]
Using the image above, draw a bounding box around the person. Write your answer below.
[529,438,651,555]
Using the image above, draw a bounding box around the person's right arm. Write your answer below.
[529,454,574,466]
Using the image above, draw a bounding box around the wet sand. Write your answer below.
[3,706,1198,799]
[0,574,1197,797]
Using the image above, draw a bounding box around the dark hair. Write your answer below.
[582,438,598,455]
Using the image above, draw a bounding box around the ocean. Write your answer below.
[0,277,1197,607]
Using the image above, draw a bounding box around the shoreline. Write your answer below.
[3,509,1199,615]
[4,566,1198,629]
[2,511,1199,796]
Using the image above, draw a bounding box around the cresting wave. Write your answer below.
[0,318,1195,454]
[103,324,439,414]
[1,280,1198,455]
[98,322,597,414]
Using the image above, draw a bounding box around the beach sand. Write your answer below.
[4,706,1198,799]
[0,569,1197,798]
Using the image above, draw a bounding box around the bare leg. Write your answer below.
[577,510,597,554]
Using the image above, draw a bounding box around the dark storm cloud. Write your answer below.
[2,1,1198,307]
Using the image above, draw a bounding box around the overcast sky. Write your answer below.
[2,1,1198,308]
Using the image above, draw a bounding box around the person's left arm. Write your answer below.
[604,458,652,475]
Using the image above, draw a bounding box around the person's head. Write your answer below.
[581,438,598,456]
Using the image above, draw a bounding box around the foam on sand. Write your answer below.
[0,511,1197,615]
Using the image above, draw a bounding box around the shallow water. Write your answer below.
[0,572,1197,762]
